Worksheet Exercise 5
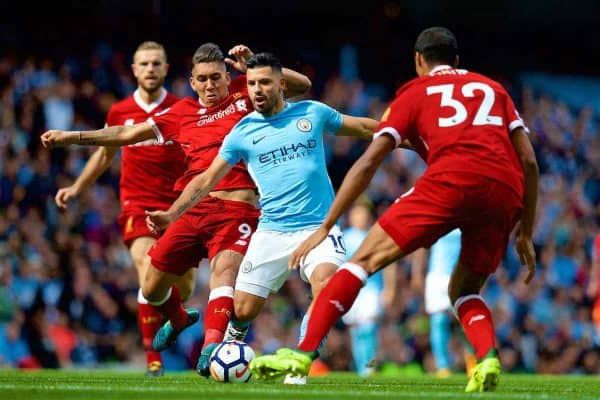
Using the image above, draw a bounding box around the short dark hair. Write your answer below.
[414,27,458,66]
[192,42,225,66]
[245,52,282,73]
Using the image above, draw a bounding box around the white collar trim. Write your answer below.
[133,88,167,113]
[429,65,453,75]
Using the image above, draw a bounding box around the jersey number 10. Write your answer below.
[426,82,503,128]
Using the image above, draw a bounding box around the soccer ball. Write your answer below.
[209,340,255,383]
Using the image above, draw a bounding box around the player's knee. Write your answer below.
[141,281,158,302]
[142,266,163,302]
[348,255,378,275]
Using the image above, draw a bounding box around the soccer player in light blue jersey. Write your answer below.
[413,229,476,377]
[341,201,397,377]
[145,52,378,383]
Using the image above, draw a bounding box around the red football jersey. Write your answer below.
[376,65,527,198]
[106,89,185,214]
[148,75,255,192]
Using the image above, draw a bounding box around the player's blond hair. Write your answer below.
[134,41,167,62]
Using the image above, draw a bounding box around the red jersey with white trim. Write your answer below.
[148,75,255,192]
[376,66,526,198]
[106,89,185,214]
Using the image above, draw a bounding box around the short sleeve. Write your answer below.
[219,129,243,165]
[316,102,343,135]
[105,106,118,127]
[504,94,529,133]
[373,95,412,147]
[147,104,180,143]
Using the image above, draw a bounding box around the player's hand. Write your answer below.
[515,233,536,284]
[225,44,254,73]
[145,210,173,233]
[289,226,329,269]
[55,185,81,210]
[41,130,73,148]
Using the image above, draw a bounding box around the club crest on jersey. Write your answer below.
[296,118,312,132]
[241,261,253,273]
[235,99,248,112]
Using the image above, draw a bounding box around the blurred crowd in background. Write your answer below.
[1,41,599,375]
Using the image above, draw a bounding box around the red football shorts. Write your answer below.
[118,213,160,247]
[378,172,523,275]
[148,196,260,276]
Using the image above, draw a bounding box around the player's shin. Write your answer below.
[137,289,163,364]
[202,286,234,349]
[297,263,367,353]
[454,295,496,360]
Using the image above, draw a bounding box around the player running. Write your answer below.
[41,43,311,376]
[145,52,378,383]
[53,41,188,376]
[250,27,539,393]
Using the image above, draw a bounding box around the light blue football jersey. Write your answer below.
[220,100,343,231]
[428,228,462,276]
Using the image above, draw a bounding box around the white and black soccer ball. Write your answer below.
[209,340,255,383]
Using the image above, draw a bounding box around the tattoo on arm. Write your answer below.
[80,126,125,144]
[175,202,192,219]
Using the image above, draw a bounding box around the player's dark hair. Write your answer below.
[245,52,282,73]
[192,42,225,66]
[414,27,458,66]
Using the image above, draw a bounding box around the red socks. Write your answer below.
[151,285,189,330]
[202,286,234,350]
[298,263,367,352]
[455,295,496,359]
[137,290,163,364]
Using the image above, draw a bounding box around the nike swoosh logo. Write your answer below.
[235,364,249,378]
[252,136,266,145]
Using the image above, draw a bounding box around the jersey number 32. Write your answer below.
[426,82,502,128]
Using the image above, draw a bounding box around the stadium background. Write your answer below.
[1,0,599,374]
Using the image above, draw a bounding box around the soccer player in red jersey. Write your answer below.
[53,41,190,376]
[250,27,539,393]
[41,42,311,376]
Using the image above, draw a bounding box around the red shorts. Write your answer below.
[148,196,260,276]
[378,172,522,275]
[117,213,160,247]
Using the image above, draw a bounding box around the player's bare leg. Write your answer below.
[448,262,499,392]
[251,223,404,379]
[143,262,199,352]
[196,249,243,377]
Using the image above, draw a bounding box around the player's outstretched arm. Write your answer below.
[511,127,539,284]
[336,115,379,140]
[289,134,396,268]
[145,156,234,232]
[55,147,118,210]
[41,122,156,148]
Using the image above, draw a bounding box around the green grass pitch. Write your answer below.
[2,370,600,400]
